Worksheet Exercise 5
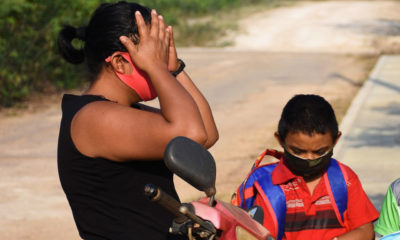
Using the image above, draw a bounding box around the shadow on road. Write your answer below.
[368,193,385,211]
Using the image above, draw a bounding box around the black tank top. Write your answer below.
[57,94,182,240]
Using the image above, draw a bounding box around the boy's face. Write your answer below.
[274,131,341,180]
[277,131,340,160]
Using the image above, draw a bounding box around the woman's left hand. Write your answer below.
[121,10,170,73]
[167,26,180,72]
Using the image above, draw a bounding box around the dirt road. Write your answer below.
[1,1,400,239]
[231,0,400,53]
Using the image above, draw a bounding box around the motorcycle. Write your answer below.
[144,136,275,240]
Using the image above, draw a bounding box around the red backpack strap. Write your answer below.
[234,149,282,209]
[254,149,283,168]
[234,149,286,240]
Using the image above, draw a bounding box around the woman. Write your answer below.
[57,1,218,239]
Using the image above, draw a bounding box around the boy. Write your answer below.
[232,94,378,240]
[375,178,400,237]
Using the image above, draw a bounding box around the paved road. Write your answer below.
[232,1,400,54]
[180,50,371,109]
[0,50,375,239]
[335,55,400,210]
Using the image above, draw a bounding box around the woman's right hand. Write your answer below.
[120,9,170,73]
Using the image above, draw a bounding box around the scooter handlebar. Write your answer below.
[144,184,217,236]
[144,184,187,224]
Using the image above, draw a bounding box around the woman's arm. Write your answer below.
[167,26,219,149]
[175,71,218,148]
[71,10,207,162]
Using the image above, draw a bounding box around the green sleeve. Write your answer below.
[375,186,400,236]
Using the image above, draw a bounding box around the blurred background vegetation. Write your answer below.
[0,0,291,107]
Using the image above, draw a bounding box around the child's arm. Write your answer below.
[374,180,400,236]
[332,222,374,240]
[338,165,379,239]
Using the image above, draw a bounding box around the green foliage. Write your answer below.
[137,0,240,15]
[0,0,101,106]
[0,0,285,107]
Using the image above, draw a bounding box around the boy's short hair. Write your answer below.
[278,94,339,142]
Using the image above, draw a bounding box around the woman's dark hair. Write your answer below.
[58,1,151,80]
[278,94,339,143]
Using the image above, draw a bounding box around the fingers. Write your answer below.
[135,11,148,38]
[166,26,178,72]
[168,26,175,48]
[152,10,170,51]
[119,36,136,54]
[165,26,171,47]
[120,8,170,72]
[139,9,168,43]
[150,9,159,38]
[158,15,166,40]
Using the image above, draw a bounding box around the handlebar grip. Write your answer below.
[144,184,187,223]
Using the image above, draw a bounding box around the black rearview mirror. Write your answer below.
[164,136,216,197]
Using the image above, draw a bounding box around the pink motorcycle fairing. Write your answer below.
[192,198,271,240]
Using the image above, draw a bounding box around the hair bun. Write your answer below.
[58,25,85,64]
[76,27,86,41]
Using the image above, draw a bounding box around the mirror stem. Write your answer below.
[208,195,215,206]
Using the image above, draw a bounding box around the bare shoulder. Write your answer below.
[73,100,156,126]
[71,101,137,157]
[72,101,117,134]
[71,101,119,156]
[70,100,168,160]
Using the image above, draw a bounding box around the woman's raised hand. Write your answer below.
[120,9,170,73]
[167,26,180,72]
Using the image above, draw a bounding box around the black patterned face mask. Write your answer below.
[283,148,333,180]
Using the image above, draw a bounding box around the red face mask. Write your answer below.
[105,52,157,101]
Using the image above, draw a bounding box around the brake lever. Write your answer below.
[179,205,216,235]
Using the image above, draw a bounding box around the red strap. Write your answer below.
[254,181,279,237]
[254,149,283,167]
[240,149,283,209]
